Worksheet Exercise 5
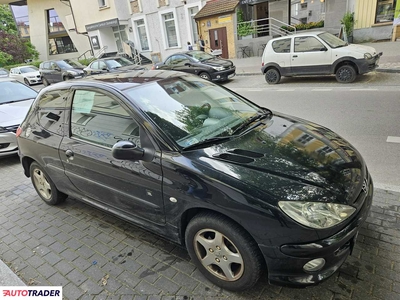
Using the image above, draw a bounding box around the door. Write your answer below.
[59,87,165,225]
[208,27,229,59]
[291,36,332,75]
[170,55,196,75]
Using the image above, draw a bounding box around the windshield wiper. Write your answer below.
[182,135,234,151]
[231,109,272,136]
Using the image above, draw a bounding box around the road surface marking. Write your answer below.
[350,89,379,91]
[248,89,263,91]
[387,136,400,143]
[277,89,295,92]
[312,89,332,91]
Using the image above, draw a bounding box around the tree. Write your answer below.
[0,4,17,34]
[0,4,39,65]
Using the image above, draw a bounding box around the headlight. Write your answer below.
[364,53,372,59]
[211,66,225,71]
[278,201,356,229]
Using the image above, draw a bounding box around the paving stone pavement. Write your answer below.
[0,155,400,300]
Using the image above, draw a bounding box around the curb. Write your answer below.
[0,260,26,286]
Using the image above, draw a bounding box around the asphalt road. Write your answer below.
[223,72,400,191]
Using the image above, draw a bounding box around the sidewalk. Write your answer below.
[231,40,400,76]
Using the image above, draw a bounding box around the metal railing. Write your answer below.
[77,49,94,61]
[237,17,296,39]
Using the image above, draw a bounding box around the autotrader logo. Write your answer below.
[0,287,62,299]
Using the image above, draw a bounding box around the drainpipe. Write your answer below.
[288,0,291,25]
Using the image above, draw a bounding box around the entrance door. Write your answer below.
[208,27,228,59]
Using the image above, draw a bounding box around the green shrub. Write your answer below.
[281,20,324,32]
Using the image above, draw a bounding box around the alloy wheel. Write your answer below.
[32,168,52,200]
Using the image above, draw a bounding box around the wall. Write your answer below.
[26,0,90,61]
[197,13,236,58]
[323,0,347,34]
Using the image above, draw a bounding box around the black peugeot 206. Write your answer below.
[16,70,373,291]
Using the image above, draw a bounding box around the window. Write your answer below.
[135,19,149,51]
[162,12,178,48]
[294,36,325,52]
[98,0,107,8]
[130,0,141,14]
[37,90,69,134]
[189,6,199,45]
[375,0,397,23]
[296,133,314,145]
[317,146,334,156]
[71,90,140,148]
[112,25,128,53]
[301,2,307,9]
[170,55,190,66]
[272,38,291,53]
[49,36,77,55]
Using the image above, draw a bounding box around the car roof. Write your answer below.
[42,70,190,91]
[11,65,36,70]
[271,30,326,41]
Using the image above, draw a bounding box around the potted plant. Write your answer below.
[341,12,355,43]
[237,9,255,39]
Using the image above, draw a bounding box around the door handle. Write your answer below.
[65,149,74,159]
[293,55,298,58]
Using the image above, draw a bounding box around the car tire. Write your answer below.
[265,68,281,84]
[185,212,264,291]
[24,78,31,86]
[336,65,356,83]
[30,162,67,205]
[42,77,50,86]
[199,72,211,81]
[63,76,71,81]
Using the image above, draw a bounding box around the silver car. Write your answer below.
[0,78,38,157]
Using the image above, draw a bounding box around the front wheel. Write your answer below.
[42,77,50,86]
[30,162,67,205]
[185,212,264,291]
[265,68,281,84]
[24,78,31,86]
[199,72,211,81]
[336,65,356,83]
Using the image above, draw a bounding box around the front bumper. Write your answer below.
[27,78,42,85]
[357,52,383,74]
[211,67,236,82]
[0,132,18,157]
[260,176,373,287]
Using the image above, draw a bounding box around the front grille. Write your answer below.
[4,125,18,133]
[0,143,10,149]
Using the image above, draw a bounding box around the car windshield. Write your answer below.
[185,51,215,62]
[106,57,133,69]
[318,32,348,48]
[0,81,37,104]
[20,66,39,73]
[125,76,260,148]
[57,59,84,69]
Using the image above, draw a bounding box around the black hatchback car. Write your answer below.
[17,70,372,291]
[152,50,235,82]
[39,59,85,86]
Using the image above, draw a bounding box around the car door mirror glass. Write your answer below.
[112,141,144,160]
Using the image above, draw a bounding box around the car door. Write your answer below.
[291,36,332,75]
[89,61,100,74]
[59,87,165,225]
[48,62,61,83]
[171,55,196,75]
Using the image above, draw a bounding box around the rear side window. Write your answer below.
[70,90,140,148]
[37,90,69,135]
[272,39,291,53]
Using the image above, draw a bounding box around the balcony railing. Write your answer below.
[237,17,296,39]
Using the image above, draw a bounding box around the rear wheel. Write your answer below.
[199,72,211,81]
[336,65,356,83]
[264,68,281,84]
[30,162,67,205]
[42,77,50,86]
[185,212,264,291]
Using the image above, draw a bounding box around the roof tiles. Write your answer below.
[194,0,239,19]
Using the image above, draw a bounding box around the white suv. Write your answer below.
[261,31,382,84]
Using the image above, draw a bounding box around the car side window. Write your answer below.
[99,61,107,69]
[165,57,173,66]
[43,62,49,69]
[272,39,291,53]
[91,61,99,69]
[294,37,325,52]
[50,62,58,70]
[37,90,69,135]
[71,89,141,148]
[173,55,190,66]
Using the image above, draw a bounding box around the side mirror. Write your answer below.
[112,141,144,161]
[321,47,328,52]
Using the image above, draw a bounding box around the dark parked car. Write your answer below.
[17,71,373,291]
[152,50,235,82]
[0,78,38,157]
[83,56,146,75]
[39,59,85,86]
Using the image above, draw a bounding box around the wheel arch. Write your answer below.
[261,63,282,74]
[21,156,35,177]
[179,207,266,266]
[333,58,359,74]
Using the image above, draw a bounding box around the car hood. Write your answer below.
[22,71,40,77]
[335,44,378,56]
[111,65,146,71]
[192,112,365,205]
[201,58,233,68]
[0,99,34,126]
[65,68,85,73]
